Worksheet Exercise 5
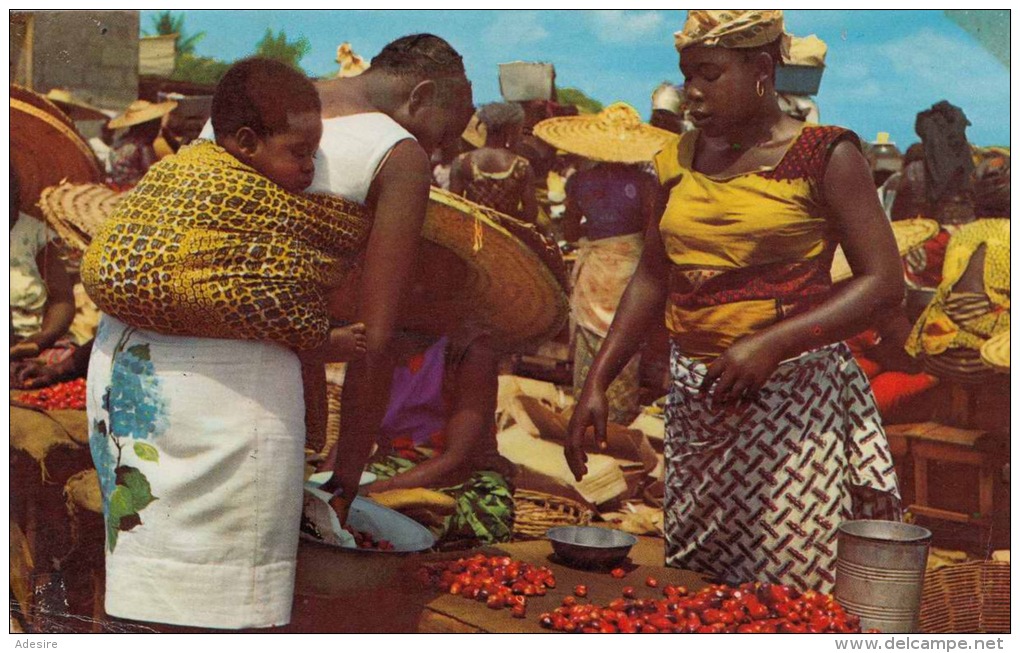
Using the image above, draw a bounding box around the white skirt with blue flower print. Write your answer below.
[87,315,305,629]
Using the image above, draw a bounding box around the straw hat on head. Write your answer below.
[107,99,178,130]
[532,102,677,163]
[980,331,1009,373]
[10,85,102,218]
[331,188,569,352]
[830,218,940,283]
[38,183,122,254]
[45,88,108,122]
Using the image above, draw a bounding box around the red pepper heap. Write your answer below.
[539,581,868,634]
[17,378,87,411]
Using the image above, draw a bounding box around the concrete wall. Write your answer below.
[26,10,139,113]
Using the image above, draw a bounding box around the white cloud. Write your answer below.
[588,10,666,44]
[877,27,1003,101]
[483,11,549,46]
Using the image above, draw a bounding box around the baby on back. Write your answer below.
[83,57,367,359]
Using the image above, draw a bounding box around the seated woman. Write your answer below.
[10,169,76,374]
[906,217,1010,385]
[450,102,539,228]
[351,331,516,550]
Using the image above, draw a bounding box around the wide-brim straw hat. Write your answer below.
[10,85,102,218]
[980,331,1009,372]
[332,189,569,352]
[532,102,677,163]
[830,218,940,283]
[45,88,108,122]
[107,99,177,129]
[38,182,121,253]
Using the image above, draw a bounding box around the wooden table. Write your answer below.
[289,535,707,634]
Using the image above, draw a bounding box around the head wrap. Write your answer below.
[674,10,792,61]
[477,102,526,132]
[651,83,684,114]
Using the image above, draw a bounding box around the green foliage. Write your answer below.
[557,87,604,115]
[134,442,160,463]
[170,53,232,85]
[254,28,312,73]
[147,10,205,58]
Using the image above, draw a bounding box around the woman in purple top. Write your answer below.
[564,162,659,424]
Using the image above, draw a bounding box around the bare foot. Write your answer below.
[327,323,367,362]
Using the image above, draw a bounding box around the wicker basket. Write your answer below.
[512,489,593,540]
[919,561,1010,633]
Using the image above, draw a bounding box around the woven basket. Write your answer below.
[919,561,1010,633]
[512,489,593,540]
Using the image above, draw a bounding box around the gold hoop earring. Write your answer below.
[756,80,765,98]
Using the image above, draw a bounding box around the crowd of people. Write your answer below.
[10,9,1009,633]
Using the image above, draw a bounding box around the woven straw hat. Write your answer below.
[830,218,940,283]
[107,99,177,129]
[10,85,102,218]
[38,183,121,253]
[980,331,1009,372]
[331,189,569,352]
[45,88,108,122]
[533,102,676,163]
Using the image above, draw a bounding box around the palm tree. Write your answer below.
[254,29,311,73]
[147,10,205,58]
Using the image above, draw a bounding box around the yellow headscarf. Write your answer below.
[674,10,792,61]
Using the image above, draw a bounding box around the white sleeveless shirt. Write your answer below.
[197,112,415,205]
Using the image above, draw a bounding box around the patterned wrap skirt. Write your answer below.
[86,315,305,629]
[663,342,902,593]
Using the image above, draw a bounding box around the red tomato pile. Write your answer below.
[538,581,868,634]
[343,525,393,551]
[17,378,86,411]
[419,554,557,619]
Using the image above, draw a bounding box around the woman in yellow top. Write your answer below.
[566,11,904,593]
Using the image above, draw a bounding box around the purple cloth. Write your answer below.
[378,336,448,447]
[566,164,651,240]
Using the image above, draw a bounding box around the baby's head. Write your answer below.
[212,57,322,193]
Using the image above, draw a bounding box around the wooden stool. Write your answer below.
[884,422,999,542]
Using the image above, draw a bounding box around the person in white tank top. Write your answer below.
[308,34,476,526]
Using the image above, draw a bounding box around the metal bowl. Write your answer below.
[546,526,637,569]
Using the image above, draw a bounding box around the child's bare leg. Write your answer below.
[299,351,329,458]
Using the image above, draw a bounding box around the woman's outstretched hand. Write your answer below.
[564,387,610,482]
[699,334,784,407]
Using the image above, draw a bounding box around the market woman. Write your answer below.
[566,10,903,592]
[450,102,539,227]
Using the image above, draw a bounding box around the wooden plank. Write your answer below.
[908,504,989,526]
[417,610,485,634]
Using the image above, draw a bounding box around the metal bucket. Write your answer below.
[835,520,932,633]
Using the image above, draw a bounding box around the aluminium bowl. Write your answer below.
[546,525,637,569]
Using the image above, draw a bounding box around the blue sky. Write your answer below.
[141,9,1011,147]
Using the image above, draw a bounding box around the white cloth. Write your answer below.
[89,316,305,629]
[10,212,56,339]
[198,112,415,204]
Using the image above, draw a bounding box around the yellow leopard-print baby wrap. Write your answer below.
[81,140,372,351]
